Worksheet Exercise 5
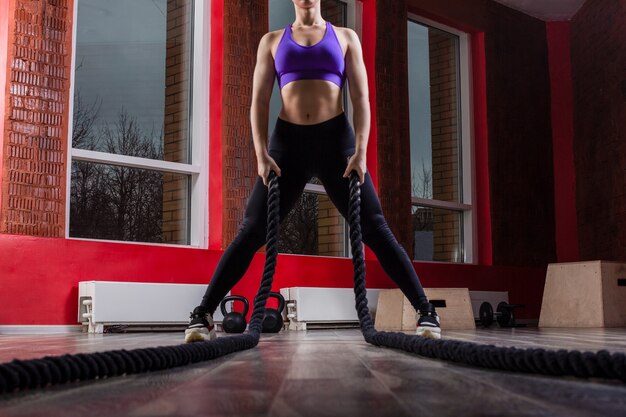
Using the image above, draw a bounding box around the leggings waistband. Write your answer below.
[273,112,351,140]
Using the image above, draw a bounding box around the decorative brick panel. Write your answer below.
[221,0,268,250]
[1,0,73,237]
[375,0,413,253]
[571,0,626,261]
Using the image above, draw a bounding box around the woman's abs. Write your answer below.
[278,79,344,125]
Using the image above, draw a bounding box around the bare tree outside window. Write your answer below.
[278,192,319,254]
[70,93,173,243]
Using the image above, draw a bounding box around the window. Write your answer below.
[67,0,208,247]
[407,16,474,263]
[268,0,359,257]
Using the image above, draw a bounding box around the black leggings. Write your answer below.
[200,112,428,314]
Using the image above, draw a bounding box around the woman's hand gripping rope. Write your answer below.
[343,151,367,184]
[258,153,282,187]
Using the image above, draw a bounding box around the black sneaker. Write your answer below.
[416,302,442,339]
[184,306,216,343]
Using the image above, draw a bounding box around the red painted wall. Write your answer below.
[0,236,218,324]
[0,234,546,324]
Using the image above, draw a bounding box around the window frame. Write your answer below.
[65,0,211,249]
[407,13,476,264]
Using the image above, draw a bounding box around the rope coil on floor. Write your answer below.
[0,170,625,394]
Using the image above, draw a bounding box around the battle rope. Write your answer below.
[0,171,281,394]
[0,170,625,394]
[344,172,626,382]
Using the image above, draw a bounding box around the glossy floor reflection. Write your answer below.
[1,328,626,417]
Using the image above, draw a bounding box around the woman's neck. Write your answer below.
[293,7,324,27]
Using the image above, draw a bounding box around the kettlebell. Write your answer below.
[262,292,285,333]
[220,295,249,333]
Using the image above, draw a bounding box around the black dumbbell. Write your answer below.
[262,292,285,333]
[479,301,525,328]
[220,295,249,333]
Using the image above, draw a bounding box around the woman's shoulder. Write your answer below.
[259,27,288,56]
[330,24,360,50]
[263,27,287,42]
[261,27,288,46]
[330,24,359,42]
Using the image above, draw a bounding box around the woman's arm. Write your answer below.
[250,32,282,186]
[250,32,277,162]
[342,28,370,183]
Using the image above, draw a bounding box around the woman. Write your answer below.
[185,0,441,342]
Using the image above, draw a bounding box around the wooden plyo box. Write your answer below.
[374,288,475,331]
[539,261,626,328]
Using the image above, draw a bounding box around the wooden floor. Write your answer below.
[1,328,626,417]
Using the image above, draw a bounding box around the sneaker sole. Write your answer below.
[416,326,442,340]
[184,328,217,343]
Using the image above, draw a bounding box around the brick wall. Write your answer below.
[0,0,73,237]
[316,194,346,256]
[571,0,626,261]
[221,0,268,249]
[375,0,413,253]
[162,0,192,244]
[429,29,460,261]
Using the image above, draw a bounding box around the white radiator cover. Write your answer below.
[280,287,382,330]
[77,282,512,333]
[78,281,225,333]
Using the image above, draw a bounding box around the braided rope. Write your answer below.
[345,171,626,382]
[0,172,281,394]
[0,170,624,394]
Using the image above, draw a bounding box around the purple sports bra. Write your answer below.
[274,21,346,90]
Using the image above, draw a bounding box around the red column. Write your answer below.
[471,32,493,266]
[208,0,224,250]
[546,22,579,262]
